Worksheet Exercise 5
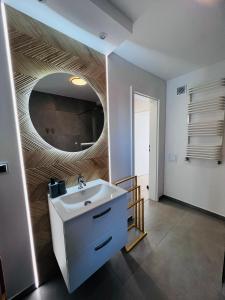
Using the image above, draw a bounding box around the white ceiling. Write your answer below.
[109,0,151,22]
[111,0,225,79]
[5,0,225,80]
[34,73,100,103]
[5,0,132,55]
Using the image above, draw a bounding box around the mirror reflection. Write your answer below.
[29,73,104,152]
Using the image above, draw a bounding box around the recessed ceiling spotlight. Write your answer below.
[70,76,87,86]
[38,0,47,3]
[99,32,108,40]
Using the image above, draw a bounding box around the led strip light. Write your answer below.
[1,2,39,288]
[105,55,112,183]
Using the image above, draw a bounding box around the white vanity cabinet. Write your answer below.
[48,180,128,293]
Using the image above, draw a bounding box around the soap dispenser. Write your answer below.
[48,178,59,198]
[58,180,67,196]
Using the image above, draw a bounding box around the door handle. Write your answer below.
[94,236,112,251]
[93,207,111,219]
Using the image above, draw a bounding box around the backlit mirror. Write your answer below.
[29,73,104,152]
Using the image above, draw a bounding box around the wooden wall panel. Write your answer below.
[6,6,108,282]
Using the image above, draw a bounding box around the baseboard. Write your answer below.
[159,195,225,222]
[11,284,36,300]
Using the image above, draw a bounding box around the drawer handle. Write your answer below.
[93,207,111,219]
[94,236,112,251]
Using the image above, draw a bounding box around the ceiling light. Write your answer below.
[70,76,87,86]
[99,32,107,40]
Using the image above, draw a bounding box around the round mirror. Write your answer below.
[29,73,104,152]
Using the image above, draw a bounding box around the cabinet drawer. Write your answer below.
[67,226,127,293]
[65,194,128,255]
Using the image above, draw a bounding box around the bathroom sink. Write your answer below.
[62,184,118,206]
[49,179,127,221]
[48,178,128,292]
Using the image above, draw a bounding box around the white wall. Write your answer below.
[165,59,225,217]
[108,53,166,197]
[0,2,34,298]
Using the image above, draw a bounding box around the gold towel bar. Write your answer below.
[114,175,147,252]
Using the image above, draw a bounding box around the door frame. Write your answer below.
[130,87,160,201]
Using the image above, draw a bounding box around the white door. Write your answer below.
[134,94,150,201]
[134,111,150,176]
[133,93,159,202]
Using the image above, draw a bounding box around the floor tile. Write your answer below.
[123,265,169,300]
[24,199,225,300]
[140,203,225,300]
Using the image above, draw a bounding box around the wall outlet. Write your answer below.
[0,162,8,174]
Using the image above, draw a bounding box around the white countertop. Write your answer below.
[48,179,127,222]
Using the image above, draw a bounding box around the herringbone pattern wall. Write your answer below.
[6,6,108,282]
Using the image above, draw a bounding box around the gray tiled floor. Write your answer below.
[24,199,225,300]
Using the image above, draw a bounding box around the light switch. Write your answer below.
[0,163,8,174]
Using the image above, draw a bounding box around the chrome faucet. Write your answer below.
[78,175,86,189]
